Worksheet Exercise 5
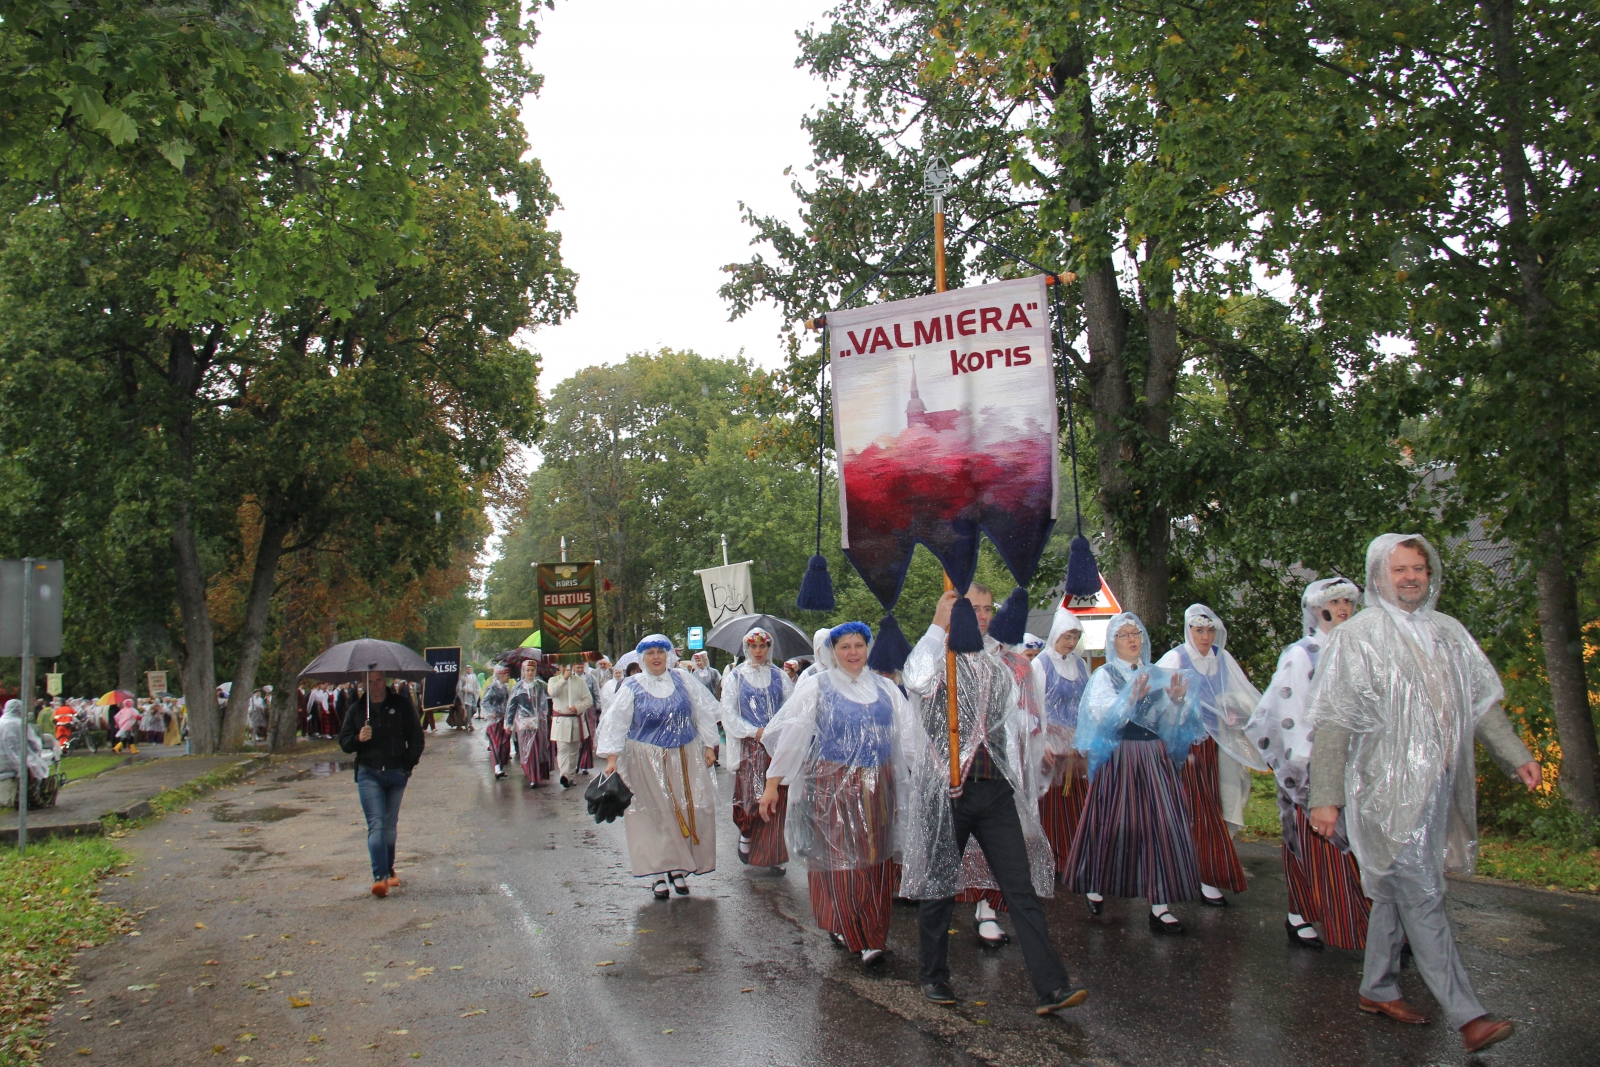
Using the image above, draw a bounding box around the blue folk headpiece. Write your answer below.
[828,621,873,646]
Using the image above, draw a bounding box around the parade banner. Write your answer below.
[146,670,168,698]
[538,561,598,657]
[827,275,1058,603]
[422,647,461,711]
[693,561,754,628]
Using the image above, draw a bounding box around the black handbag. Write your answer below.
[584,769,633,824]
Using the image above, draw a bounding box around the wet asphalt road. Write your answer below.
[46,729,1600,1067]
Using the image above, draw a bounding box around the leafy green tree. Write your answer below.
[0,0,573,749]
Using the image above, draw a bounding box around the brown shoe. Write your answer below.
[387,873,400,888]
[370,880,389,898]
[1461,1016,1514,1052]
[1359,996,1429,1024]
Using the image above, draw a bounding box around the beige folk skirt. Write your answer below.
[619,738,717,878]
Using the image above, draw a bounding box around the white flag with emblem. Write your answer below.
[694,562,754,627]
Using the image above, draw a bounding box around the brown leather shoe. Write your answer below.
[370,880,389,898]
[1461,1016,1514,1052]
[1358,996,1429,1024]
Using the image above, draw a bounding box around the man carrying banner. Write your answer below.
[720,627,793,871]
[901,587,1086,1015]
[482,664,512,780]
[548,663,593,788]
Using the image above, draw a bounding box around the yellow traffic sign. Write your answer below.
[473,619,535,630]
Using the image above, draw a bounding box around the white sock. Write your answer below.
[1151,903,1171,917]
[1201,883,1224,899]
[493,765,502,774]
[974,900,996,921]
[738,837,750,853]
[1288,911,1306,925]
[1086,892,1104,902]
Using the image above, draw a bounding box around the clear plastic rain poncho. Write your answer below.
[763,652,913,871]
[1033,610,1089,754]
[1075,613,1206,778]
[0,699,50,781]
[719,629,794,772]
[798,628,835,678]
[897,628,1055,900]
[1246,578,1363,814]
[480,674,509,724]
[1307,534,1506,902]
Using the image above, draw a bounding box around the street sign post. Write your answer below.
[2,559,63,853]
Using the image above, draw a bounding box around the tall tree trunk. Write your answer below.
[220,516,291,750]
[1536,530,1599,815]
[172,501,218,753]
[117,633,139,694]
[268,660,302,753]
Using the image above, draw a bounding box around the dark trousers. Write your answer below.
[917,778,1072,998]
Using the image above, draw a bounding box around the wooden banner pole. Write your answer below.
[933,207,962,793]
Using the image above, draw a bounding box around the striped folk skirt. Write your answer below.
[514,716,551,785]
[484,721,511,768]
[731,738,789,867]
[1065,738,1201,904]
[801,762,895,951]
[1283,801,1370,950]
[1179,737,1249,893]
[1041,757,1089,880]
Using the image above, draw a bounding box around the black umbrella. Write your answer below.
[299,638,433,682]
[704,613,813,663]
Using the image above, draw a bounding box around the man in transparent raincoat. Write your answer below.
[1307,534,1541,1054]
[901,586,1084,1015]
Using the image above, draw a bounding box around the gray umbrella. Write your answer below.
[299,638,433,682]
[704,613,813,663]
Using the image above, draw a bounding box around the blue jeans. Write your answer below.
[356,766,409,882]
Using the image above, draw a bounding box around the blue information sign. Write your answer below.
[686,626,704,651]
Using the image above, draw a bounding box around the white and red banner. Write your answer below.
[827,275,1058,602]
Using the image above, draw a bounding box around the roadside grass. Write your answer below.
[57,755,125,783]
[0,839,129,1064]
[1239,771,1600,893]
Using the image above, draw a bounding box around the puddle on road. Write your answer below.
[275,760,352,782]
[211,803,308,823]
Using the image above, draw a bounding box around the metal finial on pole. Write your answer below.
[560,536,567,564]
[720,534,729,567]
[922,156,955,217]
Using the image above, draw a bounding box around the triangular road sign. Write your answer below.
[1061,576,1122,617]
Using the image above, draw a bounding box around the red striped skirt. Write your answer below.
[800,762,895,948]
[1041,758,1089,879]
[1283,802,1370,950]
[732,739,789,867]
[485,721,511,767]
[515,720,550,783]
[1179,737,1248,893]
[809,861,896,951]
[1065,738,1201,904]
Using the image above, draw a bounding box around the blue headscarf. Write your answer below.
[828,621,873,646]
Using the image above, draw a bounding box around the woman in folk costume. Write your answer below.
[720,627,794,871]
[1246,577,1370,950]
[1066,612,1206,934]
[1033,610,1091,882]
[509,660,551,788]
[596,634,722,899]
[759,622,912,969]
[482,664,512,779]
[799,628,835,678]
[1155,604,1272,906]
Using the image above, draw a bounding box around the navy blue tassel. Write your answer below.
[1065,534,1100,599]
[986,585,1030,645]
[796,553,836,611]
[866,613,911,673]
[947,595,985,653]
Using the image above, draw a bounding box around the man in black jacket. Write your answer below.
[340,671,426,898]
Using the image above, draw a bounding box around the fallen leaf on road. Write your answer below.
[740,987,754,993]
[281,970,294,976]
[307,1035,324,1043]
[242,934,258,940]
[204,960,220,966]
[422,940,433,946]
[212,1045,226,1055]
[637,929,653,934]
[459,1009,486,1017]
[391,1030,409,1035]
[594,961,614,967]
[363,972,379,977]
[975,1019,990,1026]
[529,991,548,998]
[973,1001,987,1006]
[127,984,158,991]
[288,997,311,1008]
[261,972,278,980]
[236,1034,255,1042]
[308,940,322,945]
[419,923,432,929]
[409,1054,421,1059]
[236,1058,252,1064]
[448,966,463,971]
[662,1029,673,1034]
[76,1049,91,1056]
[195,923,206,929]
[409,967,433,979]
[331,876,344,881]
[362,1044,377,1050]
[107,1020,120,1027]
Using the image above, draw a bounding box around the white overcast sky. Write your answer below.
[519,0,839,391]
